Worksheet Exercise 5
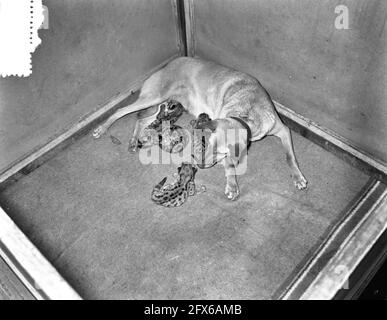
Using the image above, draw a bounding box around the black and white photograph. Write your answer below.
[0,0,386,304]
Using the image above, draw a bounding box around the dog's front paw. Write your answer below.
[294,174,308,190]
[225,183,240,201]
[92,126,105,139]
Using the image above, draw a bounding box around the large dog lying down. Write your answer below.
[93,57,307,200]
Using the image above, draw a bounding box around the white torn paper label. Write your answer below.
[0,0,44,77]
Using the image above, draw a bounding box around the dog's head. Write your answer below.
[192,116,250,169]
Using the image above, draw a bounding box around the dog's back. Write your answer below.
[146,57,274,123]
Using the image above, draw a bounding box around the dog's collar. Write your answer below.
[229,116,252,147]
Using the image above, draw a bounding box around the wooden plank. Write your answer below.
[0,255,35,300]
[0,206,81,300]
[0,54,180,191]
[171,0,186,56]
[276,178,378,299]
[279,179,387,300]
[183,0,195,57]
[301,185,387,300]
[333,229,387,299]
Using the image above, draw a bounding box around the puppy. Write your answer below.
[93,57,307,200]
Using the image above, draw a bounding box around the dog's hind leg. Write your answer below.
[272,124,308,190]
[92,93,165,139]
[128,104,162,153]
[93,70,168,139]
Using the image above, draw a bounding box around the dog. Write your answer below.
[93,57,307,200]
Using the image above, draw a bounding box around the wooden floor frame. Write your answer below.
[0,1,386,299]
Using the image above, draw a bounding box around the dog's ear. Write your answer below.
[196,120,218,132]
